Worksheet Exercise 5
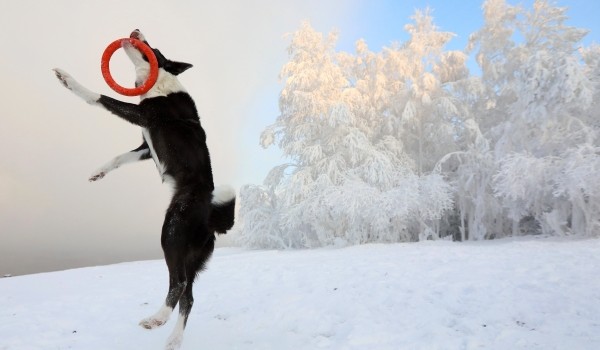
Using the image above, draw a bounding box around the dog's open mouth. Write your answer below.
[130,29,141,40]
[129,29,149,47]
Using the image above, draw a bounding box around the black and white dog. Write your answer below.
[54,29,235,350]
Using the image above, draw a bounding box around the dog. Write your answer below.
[54,29,235,350]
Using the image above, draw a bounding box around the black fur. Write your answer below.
[131,141,152,161]
[96,91,235,329]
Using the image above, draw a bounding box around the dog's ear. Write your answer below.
[165,61,193,75]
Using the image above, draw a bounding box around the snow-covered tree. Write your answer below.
[432,0,526,241]
[468,0,599,237]
[238,20,454,248]
[385,8,468,175]
[238,1,600,249]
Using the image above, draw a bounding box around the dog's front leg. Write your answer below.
[53,69,149,127]
[89,142,151,182]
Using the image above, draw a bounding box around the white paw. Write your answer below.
[53,68,75,90]
[89,170,106,182]
[53,68,100,105]
[139,316,168,329]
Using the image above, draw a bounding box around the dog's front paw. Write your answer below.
[52,68,100,105]
[53,68,74,90]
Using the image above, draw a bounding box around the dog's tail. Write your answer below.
[210,185,236,234]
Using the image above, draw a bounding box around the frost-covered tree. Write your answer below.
[238,21,453,248]
[239,1,600,249]
[466,0,522,136]
[380,9,470,239]
[468,0,599,236]
[435,119,507,240]
[434,0,526,240]
[240,22,353,248]
[496,0,591,156]
[581,44,600,131]
[385,8,468,175]
[469,0,594,156]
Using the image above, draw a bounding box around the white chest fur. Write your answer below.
[139,69,187,101]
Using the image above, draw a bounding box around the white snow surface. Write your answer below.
[1,237,600,350]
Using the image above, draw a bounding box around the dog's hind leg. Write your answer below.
[89,141,151,181]
[139,262,185,330]
[139,254,187,330]
[140,207,190,330]
[165,238,215,350]
[139,251,187,330]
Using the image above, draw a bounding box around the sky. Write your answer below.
[1,0,599,276]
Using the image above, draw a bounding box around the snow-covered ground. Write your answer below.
[1,237,599,350]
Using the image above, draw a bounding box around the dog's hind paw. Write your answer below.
[89,171,106,182]
[139,316,168,329]
[139,305,173,330]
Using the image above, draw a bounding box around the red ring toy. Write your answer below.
[101,38,159,96]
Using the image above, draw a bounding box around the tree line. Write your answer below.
[238,0,600,248]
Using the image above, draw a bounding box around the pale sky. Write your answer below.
[1,0,598,276]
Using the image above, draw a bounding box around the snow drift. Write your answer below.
[1,237,600,349]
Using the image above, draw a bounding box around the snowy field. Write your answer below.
[1,237,600,350]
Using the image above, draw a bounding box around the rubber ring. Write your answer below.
[101,38,158,96]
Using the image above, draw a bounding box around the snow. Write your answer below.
[1,237,599,350]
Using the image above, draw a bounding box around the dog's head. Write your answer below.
[123,29,193,89]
